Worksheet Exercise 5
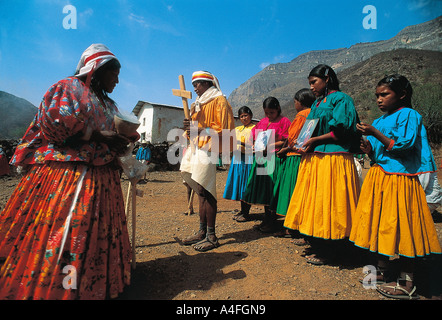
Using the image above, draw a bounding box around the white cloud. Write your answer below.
[407,0,442,14]
[259,62,270,69]
[408,0,431,10]
[128,13,150,28]
[80,8,93,19]
[273,54,287,63]
[259,53,293,69]
[127,11,181,36]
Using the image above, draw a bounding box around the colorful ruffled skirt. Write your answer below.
[242,154,282,206]
[223,153,253,201]
[350,164,442,258]
[272,155,302,216]
[0,161,131,300]
[283,153,360,240]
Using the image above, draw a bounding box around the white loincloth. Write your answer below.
[180,147,217,198]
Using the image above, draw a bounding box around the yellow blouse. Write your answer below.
[235,123,255,153]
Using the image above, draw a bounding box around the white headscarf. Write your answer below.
[75,44,118,87]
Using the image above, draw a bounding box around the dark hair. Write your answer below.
[308,64,340,91]
[238,106,253,117]
[294,88,316,108]
[263,96,281,115]
[377,74,413,108]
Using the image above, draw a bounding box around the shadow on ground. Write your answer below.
[118,250,248,300]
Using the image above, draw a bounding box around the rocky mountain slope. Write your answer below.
[0,91,36,139]
[228,16,442,119]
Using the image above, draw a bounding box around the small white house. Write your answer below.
[132,101,184,143]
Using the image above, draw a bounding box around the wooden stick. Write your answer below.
[187,189,195,216]
[125,183,131,215]
[131,181,137,269]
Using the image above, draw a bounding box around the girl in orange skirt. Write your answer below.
[0,44,136,299]
[351,74,441,300]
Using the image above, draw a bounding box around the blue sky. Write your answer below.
[0,0,441,114]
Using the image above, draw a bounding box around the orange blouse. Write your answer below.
[190,95,235,153]
[287,108,311,156]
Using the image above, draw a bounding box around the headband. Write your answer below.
[192,70,221,91]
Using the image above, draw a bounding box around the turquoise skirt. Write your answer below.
[223,153,253,201]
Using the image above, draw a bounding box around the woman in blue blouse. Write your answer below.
[350,74,441,300]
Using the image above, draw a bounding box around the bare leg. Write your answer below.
[234,201,251,222]
[193,183,219,252]
[183,182,195,215]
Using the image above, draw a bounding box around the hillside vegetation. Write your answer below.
[339,49,442,145]
[0,91,36,139]
[228,16,442,122]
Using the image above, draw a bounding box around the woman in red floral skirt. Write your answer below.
[0,44,136,299]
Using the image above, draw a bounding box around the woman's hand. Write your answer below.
[356,123,376,136]
[92,130,130,155]
[276,146,289,157]
[300,136,318,153]
[357,122,392,150]
[360,137,372,154]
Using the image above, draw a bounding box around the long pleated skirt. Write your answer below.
[283,153,360,240]
[0,161,132,300]
[223,153,253,201]
[242,154,281,206]
[350,164,442,258]
[272,155,302,216]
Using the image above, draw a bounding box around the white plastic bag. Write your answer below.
[118,143,148,182]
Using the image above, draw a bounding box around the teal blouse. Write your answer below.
[307,91,361,153]
[368,107,436,175]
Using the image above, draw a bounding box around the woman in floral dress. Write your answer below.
[0,44,136,299]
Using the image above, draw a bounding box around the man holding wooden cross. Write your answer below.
[179,71,235,252]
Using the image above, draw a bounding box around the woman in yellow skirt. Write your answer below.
[0,44,136,299]
[283,65,362,265]
[351,75,441,300]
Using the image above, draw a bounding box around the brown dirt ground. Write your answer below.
[0,165,441,302]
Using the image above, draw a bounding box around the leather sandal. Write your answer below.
[193,236,220,252]
[376,281,419,300]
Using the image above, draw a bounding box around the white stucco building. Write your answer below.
[132,100,259,144]
[132,101,184,144]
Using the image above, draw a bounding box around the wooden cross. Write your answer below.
[173,75,195,215]
[172,75,192,119]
